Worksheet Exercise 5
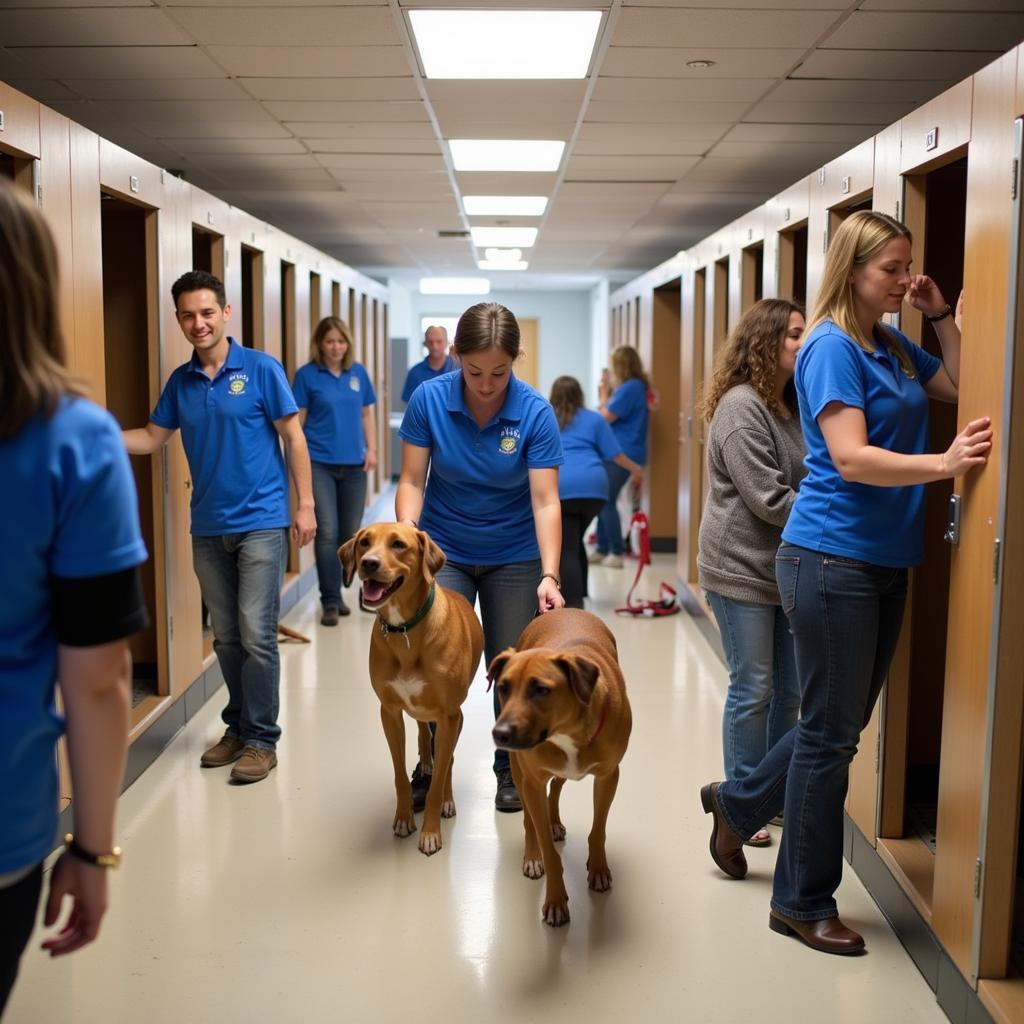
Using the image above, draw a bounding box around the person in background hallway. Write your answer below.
[549,375,642,608]
[293,316,377,624]
[592,345,650,568]
[697,299,806,848]
[701,210,991,954]
[398,302,564,812]
[401,324,457,403]
[123,271,316,784]
[0,182,149,1017]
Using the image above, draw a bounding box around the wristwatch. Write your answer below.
[64,833,122,870]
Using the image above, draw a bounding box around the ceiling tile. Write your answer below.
[286,121,437,140]
[207,45,409,77]
[721,122,878,144]
[61,98,275,122]
[65,78,249,101]
[769,78,948,105]
[822,11,1024,50]
[591,77,774,103]
[10,45,226,78]
[170,137,309,155]
[168,6,401,45]
[612,9,842,49]
[430,119,577,140]
[573,137,707,157]
[586,100,747,123]
[317,152,447,172]
[136,120,294,139]
[746,99,918,124]
[306,138,442,155]
[791,48,1002,81]
[566,155,700,179]
[238,77,419,102]
[263,100,428,122]
[578,122,727,143]
[0,8,191,45]
[601,46,806,79]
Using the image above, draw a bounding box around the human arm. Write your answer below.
[612,452,643,492]
[122,422,173,455]
[528,467,565,612]
[273,413,316,546]
[396,442,429,527]
[362,403,378,473]
[906,274,959,402]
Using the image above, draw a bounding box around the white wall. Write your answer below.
[588,279,610,407]
[408,289,593,398]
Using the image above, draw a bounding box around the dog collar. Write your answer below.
[377,582,436,638]
[588,700,609,745]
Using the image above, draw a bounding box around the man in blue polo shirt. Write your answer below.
[123,271,315,784]
[400,325,457,403]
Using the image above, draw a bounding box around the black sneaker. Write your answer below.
[411,762,432,813]
[495,767,522,813]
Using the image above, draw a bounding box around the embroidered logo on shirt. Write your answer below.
[349,376,361,391]
[499,427,520,455]
[228,373,249,396]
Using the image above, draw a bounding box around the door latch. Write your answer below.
[944,493,961,545]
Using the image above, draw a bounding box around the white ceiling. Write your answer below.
[1,0,1021,288]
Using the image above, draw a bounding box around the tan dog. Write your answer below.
[339,522,483,856]
[488,608,631,926]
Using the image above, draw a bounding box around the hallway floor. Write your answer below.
[9,557,946,1024]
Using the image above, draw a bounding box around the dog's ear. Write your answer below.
[338,529,363,588]
[486,648,516,693]
[418,529,447,584]
[553,655,600,706]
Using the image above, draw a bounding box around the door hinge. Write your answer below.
[874,734,881,773]
[974,858,983,899]
[994,538,1002,584]
[161,454,169,494]
[1013,158,1019,201]
[895,198,901,221]
[169,615,174,641]
[823,229,829,254]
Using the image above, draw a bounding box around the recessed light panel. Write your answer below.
[419,277,491,295]
[470,227,538,248]
[463,196,548,217]
[449,140,565,173]
[410,10,602,79]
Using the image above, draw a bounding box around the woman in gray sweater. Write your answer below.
[698,299,806,846]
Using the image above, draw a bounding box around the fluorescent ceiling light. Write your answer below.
[484,248,523,262]
[419,277,490,295]
[478,260,529,271]
[449,140,564,173]
[463,195,548,217]
[470,226,538,248]
[409,10,601,80]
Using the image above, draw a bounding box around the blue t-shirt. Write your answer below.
[608,377,649,464]
[399,371,563,565]
[1,398,147,874]
[782,320,942,567]
[150,339,297,536]
[401,355,457,403]
[292,361,376,465]
[558,408,622,501]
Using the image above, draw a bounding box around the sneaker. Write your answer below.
[602,553,624,569]
[321,607,340,626]
[411,762,432,813]
[229,745,278,784]
[587,550,606,565]
[495,768,522,813]
[200,734,245,768]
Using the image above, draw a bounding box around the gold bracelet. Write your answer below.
[540,572,561,590]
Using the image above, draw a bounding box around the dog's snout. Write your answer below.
[360,554,381,574]
[492,722,515,747]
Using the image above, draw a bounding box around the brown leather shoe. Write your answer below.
[229,745,278,783]
[769,911,866,955]
[200,735,245,768]
[700,782,747,879]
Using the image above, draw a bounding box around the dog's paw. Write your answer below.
[523,858,545,880]
[551,822,567,843]
[542,899,570,928]
[587,867,613,892]
[418,830,442,856]
[393,814,417,838]
[440,800,456,819]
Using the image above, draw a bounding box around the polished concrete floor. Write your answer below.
[9,556,946,1024]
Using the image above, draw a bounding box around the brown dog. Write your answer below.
[339,522,483,856]
[488,608,631,926]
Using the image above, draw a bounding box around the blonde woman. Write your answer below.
[701,210,991,954]
[697,299,806,848]
[293,317,377,624]
[593,345,650,567]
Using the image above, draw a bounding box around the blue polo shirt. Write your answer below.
[401,355,457,403]
[400,371,563,565]
[608,377,649,464]
[292,360,376,465]
[1,398,147,874]
[559,408,622,501]
[150,339,297,536]
[782,320,942,567]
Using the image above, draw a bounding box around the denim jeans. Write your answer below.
[311,461,367,610]
[706,591,800,782]
[595,461,632,556]
[559,498,606,608]
[192,529,288,750]
[436,558,541,775]
[715,543,908,921]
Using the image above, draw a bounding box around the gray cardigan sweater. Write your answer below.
[697,384,806,605]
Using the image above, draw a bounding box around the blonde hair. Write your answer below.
[0,181,85,439]
[309,316,355,371]
[808,210,916,377]
[699,299,803,422]
[610,345,650,390]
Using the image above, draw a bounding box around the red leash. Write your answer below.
[614,509,680,618]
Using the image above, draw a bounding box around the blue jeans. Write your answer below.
[311,461,367,610]
[437,558,541,775]
[192,529,288,750]
[706,592,800,782]
[715,544,908,921]
[595,461,632,556]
